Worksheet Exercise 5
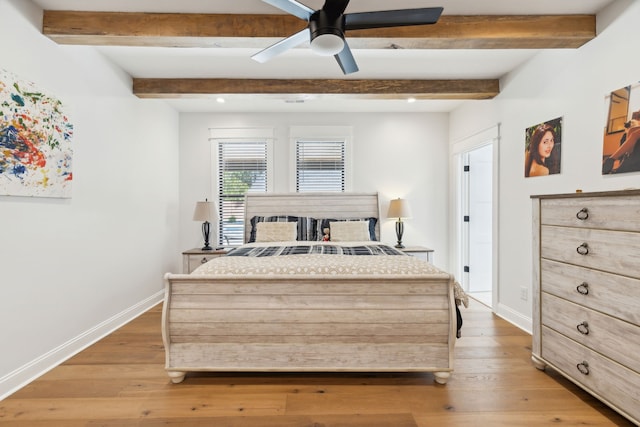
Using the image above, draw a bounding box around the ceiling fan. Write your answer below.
[251,0,444,75]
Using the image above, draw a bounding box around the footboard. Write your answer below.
[162,272,456,384]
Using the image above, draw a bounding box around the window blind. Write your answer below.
[217,141,268,245]
[296,140,345,192]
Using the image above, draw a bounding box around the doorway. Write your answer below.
[451,126,498,310]
[461,143,493,307]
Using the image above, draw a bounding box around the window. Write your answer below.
[290,126,352,192]
[212,129,273,246]
[296,140,345,192]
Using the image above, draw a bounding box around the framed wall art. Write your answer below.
[602,83,640,175]
[0,68,74,198]
[524,117,562,178]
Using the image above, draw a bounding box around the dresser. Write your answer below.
[182,248,228,273]
[531,190,640,425]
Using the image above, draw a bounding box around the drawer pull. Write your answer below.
[575,208,589,220]
[576,243,589,256]
[576,282,589,295]
[201,257,208,264]
[576,321,589,335]
[576,361,590,375]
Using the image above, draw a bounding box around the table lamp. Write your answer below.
[387,198,412,249]
[193,199,217,250]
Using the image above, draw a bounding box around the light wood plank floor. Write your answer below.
[0,299,634,426]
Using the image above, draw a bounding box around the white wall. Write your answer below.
[0,0,180,398]
[178,112,450,267]
[449,0,639,331]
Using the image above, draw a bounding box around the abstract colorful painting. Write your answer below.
[0,68,74,198]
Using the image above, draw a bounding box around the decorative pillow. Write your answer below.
[317,217,378,241]
[255,221,297,242]
[249,215,318,242]
[295,216,318,241]
[329,220,371,242]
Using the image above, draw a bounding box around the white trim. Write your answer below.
[494,301,533,335]
[0,290,164,400]
[208,127,275,140]
[451,125,501,154]
[449,125,501,310]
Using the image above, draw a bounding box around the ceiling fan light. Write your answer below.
[310,34,344,56]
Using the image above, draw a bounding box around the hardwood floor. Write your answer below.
[0,299,634,426]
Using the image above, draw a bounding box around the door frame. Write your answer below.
[450,125,500,309]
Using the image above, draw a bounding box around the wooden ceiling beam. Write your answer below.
[43,11,595,49]
[133,78,500,100]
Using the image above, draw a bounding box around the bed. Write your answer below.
[162,192,463,385]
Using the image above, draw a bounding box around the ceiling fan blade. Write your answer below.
[334,41,358,75]
[261,0,314,21]
[322,0,350,16]
[252,28,310,63]
[344,7,443,30]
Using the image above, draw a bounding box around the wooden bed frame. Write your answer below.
[162,192,457,384]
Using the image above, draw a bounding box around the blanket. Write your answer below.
[227,243,405,257]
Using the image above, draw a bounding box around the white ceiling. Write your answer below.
[30,0,616,113]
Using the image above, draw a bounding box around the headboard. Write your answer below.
[244,192,380,243]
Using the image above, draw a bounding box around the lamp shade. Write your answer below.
[193,200,217,222]
[387,198,412,219]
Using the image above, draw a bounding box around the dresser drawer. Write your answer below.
[541,259,640,325]
[541,327,640,424]
[541,293,640,373]
[541,196,640,232]
[541,225,640,278]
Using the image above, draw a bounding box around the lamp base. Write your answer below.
[395,219,405,249]
[201,221,213,251]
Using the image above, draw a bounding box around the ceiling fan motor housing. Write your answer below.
[309,10,346,55]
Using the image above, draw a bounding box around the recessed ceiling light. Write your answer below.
[216,97,226,103]
[407,97,416,103]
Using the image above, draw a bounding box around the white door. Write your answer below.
[460,142,493,307]
[466,144,493,293]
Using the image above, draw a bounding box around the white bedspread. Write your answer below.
[192,241,449,277]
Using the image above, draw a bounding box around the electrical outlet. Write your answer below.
[520,286,528,301]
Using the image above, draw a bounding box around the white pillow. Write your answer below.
[329,220,371,242]
[255,221,297,242]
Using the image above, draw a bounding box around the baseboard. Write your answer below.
[494,302,533,335]
[0,290,164,401]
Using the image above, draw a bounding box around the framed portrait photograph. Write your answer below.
[524,117,562,178]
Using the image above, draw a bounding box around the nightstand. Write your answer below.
[182,248,228,273]
[400,246,434,263]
